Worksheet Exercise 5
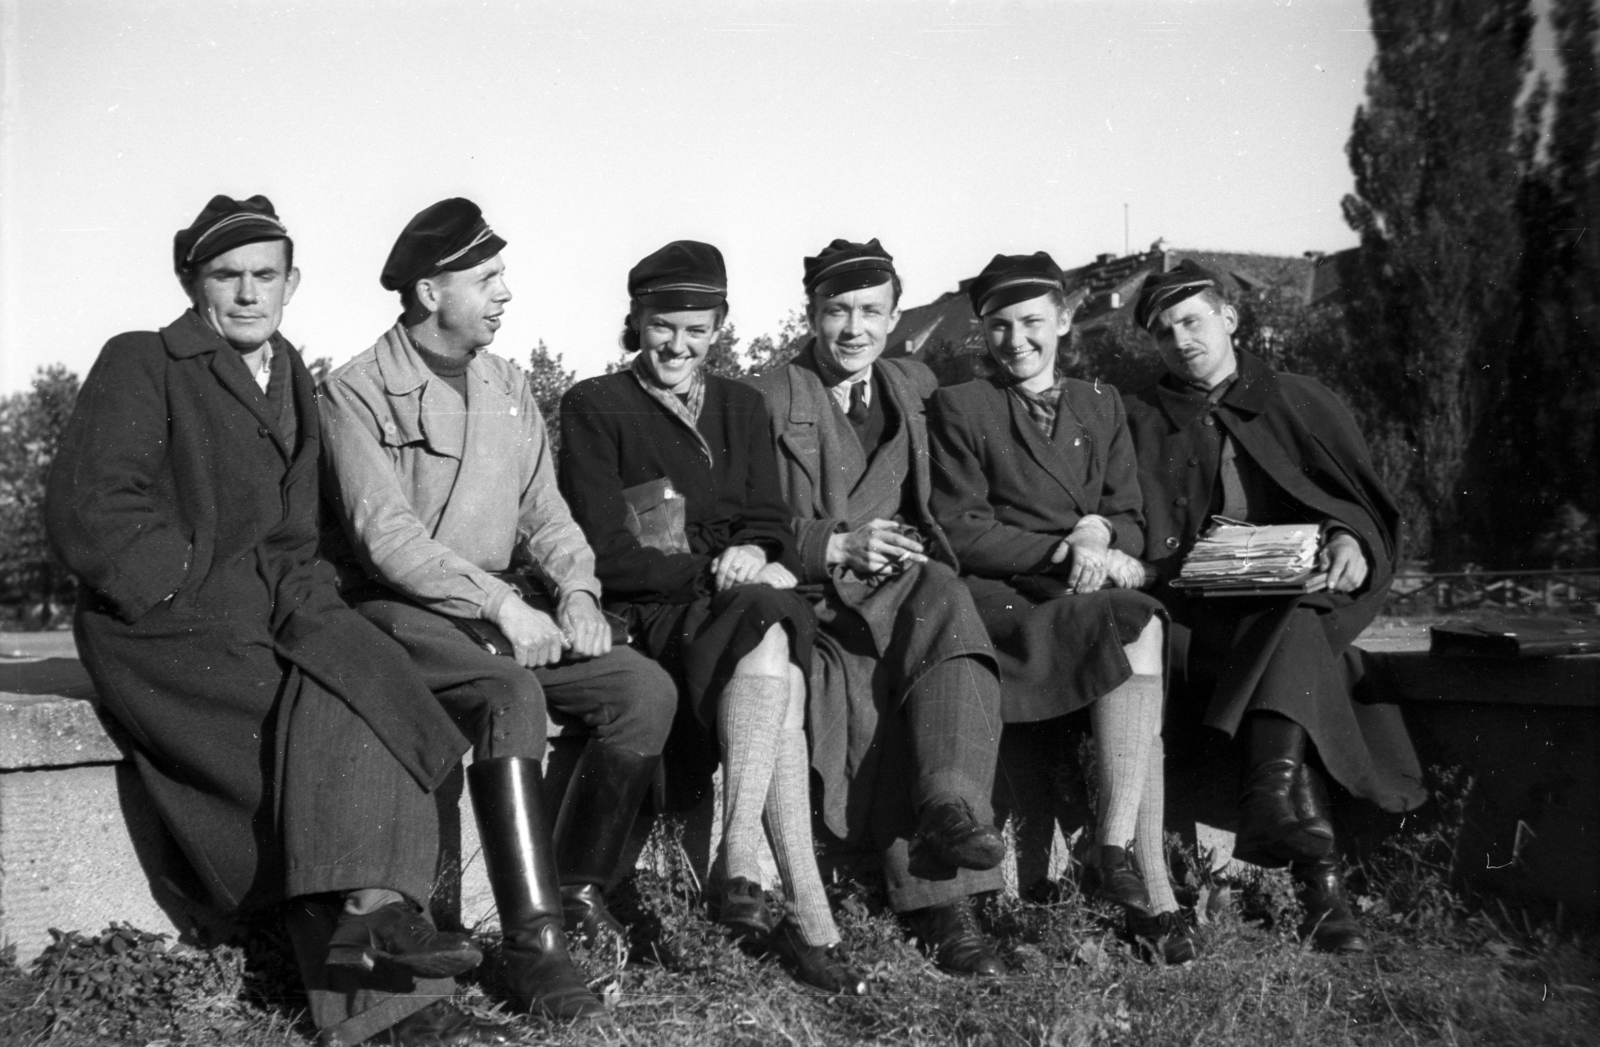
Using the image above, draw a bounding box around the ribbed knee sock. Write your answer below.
[1090,673,1164,849]
[717,673,788,885]
[1134,733,1179,914]
[905,657,1002,811]
[763,727,839,946]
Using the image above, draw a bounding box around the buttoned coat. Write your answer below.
[928,375,1162,722]
[45,312,462,913]
[1124,352,1423,810]
[746,347,996,863]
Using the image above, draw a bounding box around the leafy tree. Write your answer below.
[745,310,810,376]
[1340,0,1535,567]
[525,340,576,447]
[702,323,746,379]
[0,366,80,622]
[1480,0,1600,566]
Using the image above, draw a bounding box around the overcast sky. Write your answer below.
[0,0,1378,393]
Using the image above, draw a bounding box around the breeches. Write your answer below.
[354,594,678,761]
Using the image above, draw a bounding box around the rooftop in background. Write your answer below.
[888,242,1358,359]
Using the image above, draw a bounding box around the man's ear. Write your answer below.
[283,267,301,307]
[1220,302,1239,333]
[414,275,442,314]
[888,303,904,331]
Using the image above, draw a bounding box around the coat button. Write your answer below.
[1188,456,1199,466]
[257,426,270,438]
[1175,496,1188,507]
[1203,416,1215,426]
[1165,536,1180,549]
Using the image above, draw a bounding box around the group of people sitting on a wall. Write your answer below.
[44,194,1425,1047]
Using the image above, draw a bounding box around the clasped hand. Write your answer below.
[492,591,612,668]
[710,544,796,592]
[828,518,929,576]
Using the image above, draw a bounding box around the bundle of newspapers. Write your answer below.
[1170,518,1328,596]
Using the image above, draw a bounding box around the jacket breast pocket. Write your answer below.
[378,392,428,448]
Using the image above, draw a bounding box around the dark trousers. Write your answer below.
[354,595,679,761]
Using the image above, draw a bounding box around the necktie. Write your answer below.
[847,380,868,426]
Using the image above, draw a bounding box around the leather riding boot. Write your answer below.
[1292,857,1370,955]
[1234,715,1333,867]
[1289,763,1337,855]
[468,757,603,1019]
[552,740,661,948]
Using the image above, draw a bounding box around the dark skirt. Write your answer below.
[617,585,816,811]
[620,584,817,727]
[964,575,1161,724]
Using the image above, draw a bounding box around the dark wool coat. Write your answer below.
[1124,351,1424,811]
[928,375,1162,723]
[557,371,814,730]
[746,347,996,854]
[46,312,464,912]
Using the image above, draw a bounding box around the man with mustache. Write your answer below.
[319,198,677,1020]
[46,194,502,1045]
[744,239,1009,977]
[1121,260,1425,954]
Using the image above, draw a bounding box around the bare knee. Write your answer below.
[733,622,791,680]
[1124,616,1165,676]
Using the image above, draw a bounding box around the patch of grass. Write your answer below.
[3,810,1597,1046]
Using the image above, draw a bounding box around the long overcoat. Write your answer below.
[45,311,464,913]
[1123,351,1424,810]
[928,375,1162,722]
[745,346,996,849]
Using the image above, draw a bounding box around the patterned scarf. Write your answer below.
[1007,373,1072,439]
[630,351,713,462]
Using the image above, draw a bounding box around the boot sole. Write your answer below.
[327,943,484,979]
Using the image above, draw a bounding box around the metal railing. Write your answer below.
[1384,569,1600,616]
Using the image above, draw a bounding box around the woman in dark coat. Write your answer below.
[927,252,1193,963]
[558,241,865,995]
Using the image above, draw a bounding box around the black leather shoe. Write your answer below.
[1095,845,1153,915]
[375,1001,512,1046]
[714,877,774,941]
[770,918,869,996]
[501,926,606,1019]
[326,901,483,979]
[910,898,1003,977]
[1293,859,1369,955]
[561,883,627,950]
[911,799,1006,871]
[1235,717,1335,867]
[1126,909,1199,966]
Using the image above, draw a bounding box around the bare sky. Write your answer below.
[0,0,1376,392]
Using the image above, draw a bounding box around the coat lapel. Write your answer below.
[788,345,864,520]
[162,312,291,462]
[1004,382,1090,515]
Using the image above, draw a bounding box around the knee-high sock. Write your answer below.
[763,727,839,946]
[905,656,1002,812]
[717,673,788,884]
[1090,673,1164,849]
[1134,733,1179,914]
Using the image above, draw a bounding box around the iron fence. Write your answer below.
[1384,568,1600,617]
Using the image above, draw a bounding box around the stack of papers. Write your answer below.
[1171,519,1328,596]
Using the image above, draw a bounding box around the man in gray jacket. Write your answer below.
[745,238,1007,976]
[319,198,677,1020]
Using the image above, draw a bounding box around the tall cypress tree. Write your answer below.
[1342,0,1534,567]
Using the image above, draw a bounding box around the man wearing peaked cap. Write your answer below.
[47,195,504,1045]
[1123,258,1425,955]
[743,238,1011,977]
[319,199,677,1020]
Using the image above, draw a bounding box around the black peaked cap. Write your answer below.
[803,238,895,298]
[628,240,727,310]
[380,198,506,292]
[173,194,288,273]
[1133,259,1223,330]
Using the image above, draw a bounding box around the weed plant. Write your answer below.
[2,789,1596,1046]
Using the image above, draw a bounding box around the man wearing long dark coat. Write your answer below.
[45,195,503,1046]
[1121,261,1426,954]
[744,239,1008,977]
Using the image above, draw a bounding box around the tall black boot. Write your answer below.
[1292,857,1370,954]
[552,739,661,947]
[468,757,603,1019]
[1234,714,1334,867]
